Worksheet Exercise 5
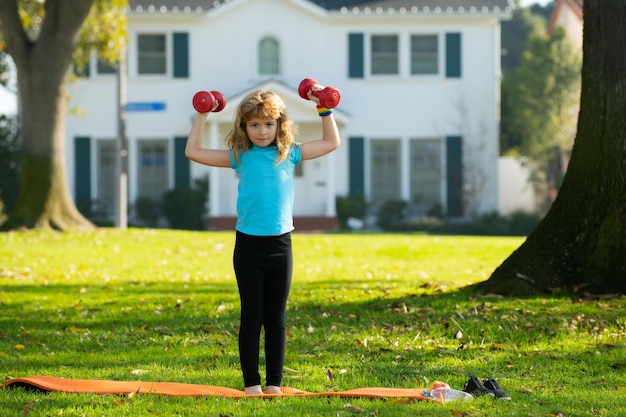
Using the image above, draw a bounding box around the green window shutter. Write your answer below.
[174,136,190,187]
[348,33,364,79]
[445,32,461,78]
[173,32,189,78]
[74,137,91,205]
[349,137,365,195]
[446,136,463,216]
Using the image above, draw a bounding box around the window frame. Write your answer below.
[137,33,168,76]
[368,138,402,204]
[410,34,439,75]
[369,34,399,76]
[409,138,445,216]
[96,139,117,218]
[258,36,280,76]
[137,138,170,202]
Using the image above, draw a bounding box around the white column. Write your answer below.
[325,151,336,216]
[401,137,411,201]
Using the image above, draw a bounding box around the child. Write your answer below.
[185,87,340,395]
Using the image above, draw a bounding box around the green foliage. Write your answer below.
[335,193,367,230]
[376,199,408,230]
[373,197,540,236]
[162,177,209,230]
[4,0,128,68]
[75,0,128,65]
[0,52,11,86]
[502,26,582,159]
[75,199,115,227]
[0,230,625,416]
[448,211,541,236]
[501,1,549,72]
[134,196,160,227]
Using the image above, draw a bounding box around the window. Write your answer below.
[97,140,116,218]
[97,59,117,75]
[258,37,279,75]
[138,34,166,74]
[371,35,398,75]
[138,140,169,201]
[411,35,438,75]
[370,139,401,203]
[410,139,443,215]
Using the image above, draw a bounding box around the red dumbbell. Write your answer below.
[298,78,341,109]
[192,90,226,113]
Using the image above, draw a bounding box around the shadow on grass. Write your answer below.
[2,277,624,392]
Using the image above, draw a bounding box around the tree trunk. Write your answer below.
[0,0,96,230]
[480,0,626,295]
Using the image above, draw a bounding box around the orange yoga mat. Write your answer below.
[2,376,434,401]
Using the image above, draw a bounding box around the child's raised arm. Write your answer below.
[300,112,340,160]
[298,78,341,160]
[185,112,231,167]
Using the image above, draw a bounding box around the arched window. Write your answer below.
[258,37,279,75]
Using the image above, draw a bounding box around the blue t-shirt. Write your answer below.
[230,144,301,236]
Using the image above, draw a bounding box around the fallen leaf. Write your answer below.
[131,369,150,375]
[344,403,367,413]
[68,325,89,334]
[520,385,533,394]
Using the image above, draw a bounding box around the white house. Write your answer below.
[65,0,513,230]
[548,0,582,50]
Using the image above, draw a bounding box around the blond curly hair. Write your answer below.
[226,90,298,164]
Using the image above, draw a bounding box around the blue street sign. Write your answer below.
[125,102,166,112]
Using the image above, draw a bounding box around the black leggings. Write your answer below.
[233,231,293,387]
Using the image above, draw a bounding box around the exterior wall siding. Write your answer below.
[65,0,510,225]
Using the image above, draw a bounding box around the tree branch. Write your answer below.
[0,0,31,67]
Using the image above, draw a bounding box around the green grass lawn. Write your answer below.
[1,229,625,416]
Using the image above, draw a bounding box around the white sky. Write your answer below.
[0,84,17,115]
[519,0,553,7]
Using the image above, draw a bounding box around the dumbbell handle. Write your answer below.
[192,90,226,113]
[298,78,341,109]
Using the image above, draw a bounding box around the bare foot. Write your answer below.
[265,385,282,395]
[244,385,263,395]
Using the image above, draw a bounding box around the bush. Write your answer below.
[403,210,541,236]
[377,199,408,230]
[162,187,207,230]
[335,193,367,230]
[162,176,209,230]
[134,196,160,228]
[76,199,115,227]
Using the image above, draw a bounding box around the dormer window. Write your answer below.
[258,36,279,75]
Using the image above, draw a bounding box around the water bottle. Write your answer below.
[430,387,473,402]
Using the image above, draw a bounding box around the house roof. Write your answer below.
[548,0,583,35]
[128,0,513,14]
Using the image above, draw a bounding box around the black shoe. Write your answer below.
[462,376,495,398]
[482,378,511,400]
